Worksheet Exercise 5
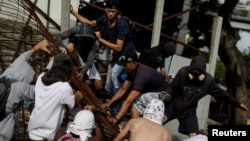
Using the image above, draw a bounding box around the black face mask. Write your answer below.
[188,72,205,82]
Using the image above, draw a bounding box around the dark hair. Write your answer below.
[104,0,120,9]
[42,53,73,85]
[160,40,176,57]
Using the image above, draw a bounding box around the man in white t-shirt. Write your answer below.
[28,53,84,141]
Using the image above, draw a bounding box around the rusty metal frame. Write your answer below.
[0,0,120,139]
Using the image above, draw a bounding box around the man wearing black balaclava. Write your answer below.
[162,55,249,138]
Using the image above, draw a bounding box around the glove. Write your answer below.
[59,47,67,54]
[159,91,171,102]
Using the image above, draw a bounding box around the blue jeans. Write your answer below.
[105,63,124,111]
[105,63,124,96]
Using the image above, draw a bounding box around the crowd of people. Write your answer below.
[0,0,249,141]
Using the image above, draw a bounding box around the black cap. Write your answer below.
[117,52,138,65]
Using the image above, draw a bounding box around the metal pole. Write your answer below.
[151,0,165,47]
[199,16,223,129]
[208,16,223,77]
[176,0,192,55]
[61,0,70,44]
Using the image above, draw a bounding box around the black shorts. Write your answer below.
[178,115,199,135]
[165,103,199,135]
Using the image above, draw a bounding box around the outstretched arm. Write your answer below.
[80,41,99,75]
[113,90,140,123]
[13,39,50,64]
[55,26,79,49]
[31,39,50,54]
[70,4,97,27]
[101,80,131,111]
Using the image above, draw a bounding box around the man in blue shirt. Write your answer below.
[70,0,136,112]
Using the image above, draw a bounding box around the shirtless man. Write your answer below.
[114,99,172,141]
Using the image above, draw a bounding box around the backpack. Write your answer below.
[0,76,11,121]
[118,14,137,39]
[105,14,137,41]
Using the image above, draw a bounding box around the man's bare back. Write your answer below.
[114,98,172,141]
[114,117,171,141]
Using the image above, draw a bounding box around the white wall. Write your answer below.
[31,0,80,29]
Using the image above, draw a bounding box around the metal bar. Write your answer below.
[80,1,203,52]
